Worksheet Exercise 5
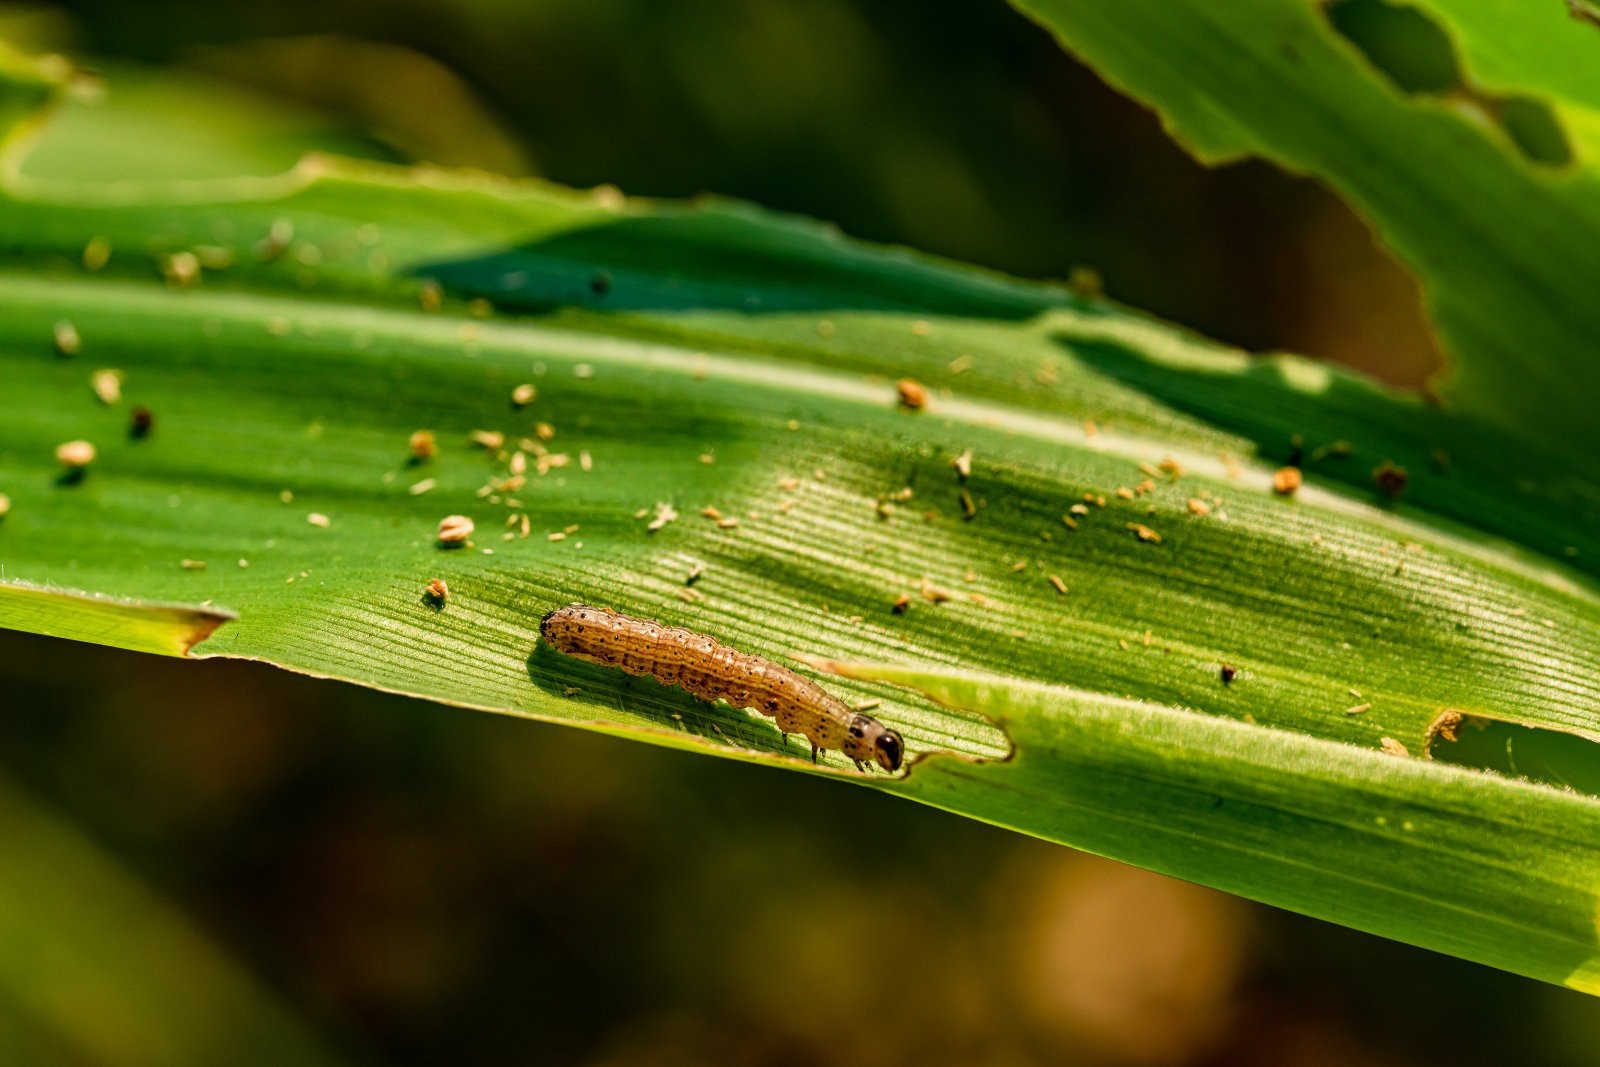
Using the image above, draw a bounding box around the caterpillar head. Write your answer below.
[843,713,904,772]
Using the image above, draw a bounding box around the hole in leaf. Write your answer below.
[1428,716,1600,796]
[1325,0,1573,167]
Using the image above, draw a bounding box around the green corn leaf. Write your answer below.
[3,46,1599,993]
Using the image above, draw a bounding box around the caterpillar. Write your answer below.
[539,604,904,772]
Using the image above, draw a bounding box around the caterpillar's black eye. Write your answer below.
[874,731,903,771]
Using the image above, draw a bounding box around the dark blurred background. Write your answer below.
[4,1,1594,1064]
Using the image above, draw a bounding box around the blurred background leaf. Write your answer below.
[1009,0,1600,446]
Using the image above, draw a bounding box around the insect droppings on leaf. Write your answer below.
[424,578,449,607]
[409,429,437,460]
[53,321,81,357]
[55,440,95,468]
[1374,461,1408,499]
[896,378,929,410]
[646,502,679,532]
[1379,737,1409,757]
[1272,467,1302,495]
[306,512,331,528]
[437,514,474,546]
[90,369,122,406]
[511,384,537,407]
[1220,664,1236,685]
[1422,708,1465,756]
[130,405,154,439]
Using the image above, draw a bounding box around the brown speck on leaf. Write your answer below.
[418,279,443,311]
[1374,461,1408,499]
[535,423,556,441]
[1272,467,1302,495]
[686,562,706,585]
[1187,498,1211,516]
[1220,664,1236,685]
[424,578,449,605]
[1126,522,1162,543]
[162,251,200,288]
[1380,737,1410,758]
[470,429,505,452]
[1061,515,1078,530]
[952,449,973,481]
[715,516,740,529]
[90,369,123,406]
[896,378,929,410]
[407,429,436,460]
[306,512,331,528]
[1048,574,1068,595]
[180,559,206,570]
[700,506,722,520]
[646,502,679,532]
[892,593,912,614]
[437,514,474,546]
[1115,486,1135,500]
[55,440,95,468]
[548,531,566,542]
[1158,456,1184,480]
[130,405,154,439]
[53,320,82,357]
[1423,708,1465,756]
[1069,503,1089,517]
[509,451,527,477]
[511,383,537,407]
[959,489,977,519]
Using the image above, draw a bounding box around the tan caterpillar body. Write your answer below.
[539,604,903,772]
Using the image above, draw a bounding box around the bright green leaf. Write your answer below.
[4,47,1600,993]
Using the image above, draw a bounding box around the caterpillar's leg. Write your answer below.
[810,743,819,763]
